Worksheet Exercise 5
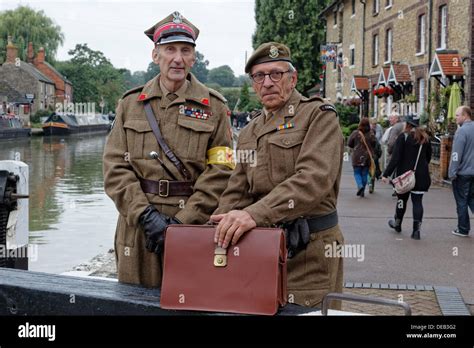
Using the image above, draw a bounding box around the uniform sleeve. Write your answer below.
[242,108,344,226]
[174,101,233,224]
[103,100,150,227]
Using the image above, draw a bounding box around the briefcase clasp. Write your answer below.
[214,246,227,267]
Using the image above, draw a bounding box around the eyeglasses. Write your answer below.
[250,70,291,84]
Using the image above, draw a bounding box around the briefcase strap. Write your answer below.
[144,101,191,181]
[139,177,194,197]
[306,211,338,233]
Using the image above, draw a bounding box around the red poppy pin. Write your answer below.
[201,98,209,106]
[137,93,148,101]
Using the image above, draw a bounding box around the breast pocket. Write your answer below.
[177,116,215,161]
[123,119,154,159]
[268,131,306,184]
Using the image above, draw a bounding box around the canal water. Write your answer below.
[0,134,117,274]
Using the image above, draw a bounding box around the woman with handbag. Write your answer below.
[382,115,432,240]
[348,118,377,197]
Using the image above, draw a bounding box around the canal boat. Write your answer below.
[0,115,31,139]
[42,113,110,136]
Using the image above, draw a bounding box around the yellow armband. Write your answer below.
[206,146,235,169]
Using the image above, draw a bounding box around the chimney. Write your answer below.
[27,42,34,63]
[5,36,18,64]
[36,47,45,64]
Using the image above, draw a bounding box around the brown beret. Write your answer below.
[144,11,199,46]
[245,42,292,73]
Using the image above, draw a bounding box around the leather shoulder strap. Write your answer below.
[143,101,191,181]
[359,131,374,161]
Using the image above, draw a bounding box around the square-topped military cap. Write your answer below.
[145,11,199,45]
[245,42,292,73]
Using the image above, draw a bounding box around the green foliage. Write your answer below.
[208,65,236,87]
[235,74,252,87]
[238,83,251,111]
[31,108,53,123]
[0,6,64,63]
[121,69,146,90]
[252,0,331,93]
[335,103,359,127]
[56,44,125,113]
[191,51,209,82]
[220,87,241,111]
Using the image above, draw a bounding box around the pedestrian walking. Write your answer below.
[348,118,376,197]
[448,106,474,237]
[382,115,432,240]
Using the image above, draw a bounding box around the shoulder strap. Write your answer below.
[359,131,374,161]
[144,101,191,181]
[413,144,423,171]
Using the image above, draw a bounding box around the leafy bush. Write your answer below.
[335,103,359,127]
[31,109,53,123]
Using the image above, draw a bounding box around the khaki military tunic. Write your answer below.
[103,73,233,287]
[214,89,344,308]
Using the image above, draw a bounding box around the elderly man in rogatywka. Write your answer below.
[210,42,345,309]
[103,11,234,287]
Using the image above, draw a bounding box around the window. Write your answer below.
[438,5,447,49]
[352,0,356,15]
[373,0,380,14]
[350,45,355,67]
[334,10,338,25]
[386,0,392,8]
[373,34,379,66]
[385,29,392,63]
[418,78,425,114]
[417,14,426,54]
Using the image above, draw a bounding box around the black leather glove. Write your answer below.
[283,218,310,259]
[139,205,181,255]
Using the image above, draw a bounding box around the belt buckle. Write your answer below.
[158,180,170,197]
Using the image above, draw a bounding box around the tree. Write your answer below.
[252,0,331,93]
[56,44,125,113]
[0,6,64,63]
[208,65,236,87]
[191,51,209,82]
[238,83,251,111]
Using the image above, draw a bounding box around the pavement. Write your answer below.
[339,159,473,314]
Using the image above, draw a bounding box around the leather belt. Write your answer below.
[305,211,338,233]
[139,177,194,197]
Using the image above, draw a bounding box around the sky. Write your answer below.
[0,0,256,75]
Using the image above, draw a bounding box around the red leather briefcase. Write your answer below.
[160,225,287,315]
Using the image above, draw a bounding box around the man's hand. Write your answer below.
[139,205,181,254]
[381,176,390,184]
[210,210,257,249]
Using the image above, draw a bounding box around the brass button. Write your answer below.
[305,300,310,306]
[283,139,291,145]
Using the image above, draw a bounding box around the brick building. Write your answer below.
[320,0,473,119]
[27,42,73,104]
[0,37,55,117]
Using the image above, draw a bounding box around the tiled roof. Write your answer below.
[43,61,73,84]
[437,53,464,76]
[353,76,369,90]
[18,62,55,84]
[391,64,411,83]
[0,80,30,103]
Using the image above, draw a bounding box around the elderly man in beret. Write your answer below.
[211,42,345,309]
[103,11,234,288]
